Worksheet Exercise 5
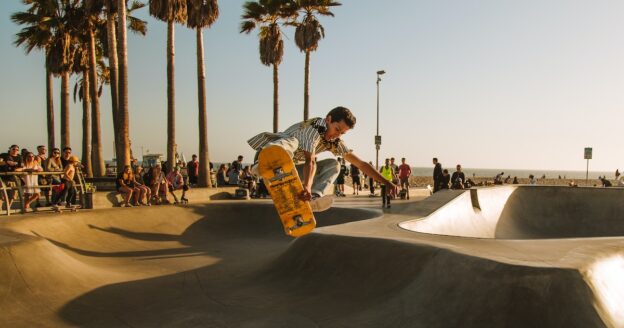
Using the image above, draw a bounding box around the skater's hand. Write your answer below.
[299,188,312,201]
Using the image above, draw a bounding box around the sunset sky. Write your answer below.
[2,0,623,171]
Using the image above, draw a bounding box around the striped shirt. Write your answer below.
[248,117,351,163]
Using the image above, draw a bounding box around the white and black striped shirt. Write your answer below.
[248,117,351,163]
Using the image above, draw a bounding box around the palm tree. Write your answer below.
[293,0,340,120]
[149,0,187,170]
[104,0,147,169]
[117,0,132,166]
[241,0,295,133]
[186,0,218,188]
[45,0,82,150]
[12,0,58,153]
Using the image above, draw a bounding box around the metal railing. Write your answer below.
[0,170,89,216]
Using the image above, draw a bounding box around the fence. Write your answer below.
[0,170,89,216]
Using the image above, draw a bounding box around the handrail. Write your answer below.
[0,170,88,215]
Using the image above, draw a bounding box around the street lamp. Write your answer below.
[375,70,385,170]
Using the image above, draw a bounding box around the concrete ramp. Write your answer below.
[1,191,623,327]
[400,186,624,239]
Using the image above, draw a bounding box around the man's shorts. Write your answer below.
[336,177,345,184]
[400,177,409,187]
[352,176,361,185]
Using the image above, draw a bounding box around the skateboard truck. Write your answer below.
[289,215,312,231]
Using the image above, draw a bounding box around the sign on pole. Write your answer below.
[584,147,592,160]
[584,147,592,186]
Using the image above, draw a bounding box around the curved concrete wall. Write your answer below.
[400,186,624,239]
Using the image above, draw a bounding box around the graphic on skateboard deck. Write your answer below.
[258,145,316,237]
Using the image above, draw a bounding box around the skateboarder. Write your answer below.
[249,106,397,211]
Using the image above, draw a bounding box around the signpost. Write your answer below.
[584,147,592,186]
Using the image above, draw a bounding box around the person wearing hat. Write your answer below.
[52,155,79,209]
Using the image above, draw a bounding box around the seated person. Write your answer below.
[450,164,465,190]
[116,165,141,207]
[227,161,239,185]
[216,164,228,187]
[166,166,189,203]
[241,166,256,195]
[134,166,151,205]
[148,165,170,204]
[439,169,451,190]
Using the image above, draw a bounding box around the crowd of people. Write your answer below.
[0,144,81,211]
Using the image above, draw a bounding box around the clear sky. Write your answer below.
[1,0,623,171]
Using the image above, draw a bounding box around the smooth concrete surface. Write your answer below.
[0,186,623,327]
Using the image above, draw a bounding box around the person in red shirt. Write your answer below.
[187,154,199,186]
[398,157,412,200]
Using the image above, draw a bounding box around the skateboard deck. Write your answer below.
[53,205,79,213]
[258,145,316,237]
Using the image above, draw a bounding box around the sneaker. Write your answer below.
[386,204,391,209]
[310,193,333,212]
[124,203,133,208]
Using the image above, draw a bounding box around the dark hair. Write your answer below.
[9,145,18,150]
[63,147,72,152]
[327,106,356,128]
[37,145,45,149]
[433,157,438,161]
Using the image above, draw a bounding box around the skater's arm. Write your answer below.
[300,151,316,200]
[344,153,396,188]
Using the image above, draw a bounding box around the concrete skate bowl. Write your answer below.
[0,191,622,327]
[399,186,624,239]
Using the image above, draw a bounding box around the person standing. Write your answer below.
[398,157,412,199]
[336,157,348,197]
[187,154,199,186]
[367,161,375,196]
[432,157,443,192]
[380,158,394,208]
[350,163,361,195]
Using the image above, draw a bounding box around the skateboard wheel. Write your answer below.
[293,215,304,227]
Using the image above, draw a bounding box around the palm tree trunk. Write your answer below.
[107,10,122,166]
[88,28,105,177]
[46,67,55,152]
[166,20,176,171]
[60,71,71,149]
[196,28,211,188]
[82,71,93,177]
[273,64,279,133]
[117,0,131,167]
[303,51,310,121]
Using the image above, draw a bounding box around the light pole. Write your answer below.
[375,70,385,170]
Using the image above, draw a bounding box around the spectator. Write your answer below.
[336,157,348,197]
[512,176,519,184]
[432,158,443,192]
[529,174,537,185]
[46,148,63,185]
[134,166,151,205]
[52,156,79,209]
[241,166,256,195]
[166,166,189,204]
[398,158,412,199]
[350,163,361,195]
[451,164,465,190]
[379,158,394,208]
[148,165,170,204]
[116,165,140,207]
[19,152,43,211]
[60,147,72,168]
[368,161,375,196]
[0,145,24,208]
[187,154,199,186]
[228,161,240,185]
[494,172,505,185]
[600,177,612,187]
[233,155,244,174]
[35,145,47,164]
[390,157,399,198]
[440,169,451,190]
[216,164,228,187]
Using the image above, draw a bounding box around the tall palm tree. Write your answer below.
[241,0,295,133]
[45,0,82,150]
[117,0,132,166]
[104,0,146,169]
[12,0,58,153]
[293,0,340,120]
[149,0,187,170]
[186,0,218,188]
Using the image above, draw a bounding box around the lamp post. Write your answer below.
[375,70,385,170]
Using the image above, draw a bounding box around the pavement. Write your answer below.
[0,186,623,327]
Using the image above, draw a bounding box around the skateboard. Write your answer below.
[258,145,316,237]
[52,205,79,213]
